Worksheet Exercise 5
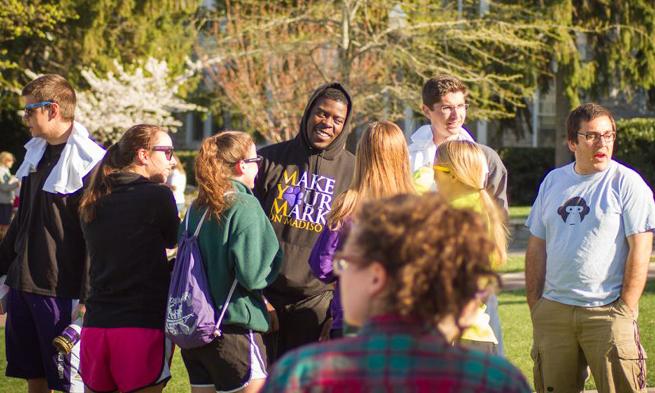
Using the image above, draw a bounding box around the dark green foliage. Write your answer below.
[614,118,655,190]
[0,0,202,160]
[499,147,555,206]
[0,111,29,163]
[500,118,655,206]
[1,0,201,92]
[0,0,72,91]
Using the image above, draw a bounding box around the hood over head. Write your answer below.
[298,82,353,160]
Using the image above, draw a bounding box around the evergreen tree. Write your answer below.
[0,0,202,157]
[538,0,655,164]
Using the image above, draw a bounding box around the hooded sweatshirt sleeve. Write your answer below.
[479,145,509,214]
[308,226,342,283]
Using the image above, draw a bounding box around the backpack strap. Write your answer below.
[193,210,209,238]
[214,278,238,337]
[184,208,209,237]
[199,189,239,336]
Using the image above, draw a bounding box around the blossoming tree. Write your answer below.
[76,57,202,145]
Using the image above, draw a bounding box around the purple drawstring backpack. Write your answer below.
[165,208,238,349]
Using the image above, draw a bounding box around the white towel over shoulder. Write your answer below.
[15,122,106,194]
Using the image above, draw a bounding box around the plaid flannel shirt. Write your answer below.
[262,314,531,393]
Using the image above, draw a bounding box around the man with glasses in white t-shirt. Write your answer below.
[526,103,655,392]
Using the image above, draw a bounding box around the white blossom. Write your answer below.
[76,57,203,144]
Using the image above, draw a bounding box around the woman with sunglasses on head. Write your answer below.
[78,125,180,393]
[180,131,282,393]
[433,140,508,355]
[308,120,415,339]
[263,193,530,392]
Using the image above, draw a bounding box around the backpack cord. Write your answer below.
[214,278,238,337]
[186,208,209,237]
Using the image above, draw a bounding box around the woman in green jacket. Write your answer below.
[181,131,282,393]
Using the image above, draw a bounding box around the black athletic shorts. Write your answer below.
[180,325,267,392]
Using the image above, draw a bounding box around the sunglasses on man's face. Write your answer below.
[23,101,54,118]
[152,146,175,161]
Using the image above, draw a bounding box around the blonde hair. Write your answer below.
[328,121,415,229]
[0,152,15,166]
[434,140,508,265]
[195,131,253,220]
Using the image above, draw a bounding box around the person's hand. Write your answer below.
[265,300,279,333]
[621,297,639,319]
[527,296,541,313]
[72,303,86,322]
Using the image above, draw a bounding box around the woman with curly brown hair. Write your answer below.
[308,120,415,339]
[262,193,530,392]
[434,140,509,355]
[181,131,282,393]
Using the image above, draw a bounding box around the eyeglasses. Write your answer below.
[577,131,616,143]
[433,164,451,174]
[438,103,469,116]
[152,146,175,160]
[241,155,263,165]
[332,253,370,276]
[23,100,54,117]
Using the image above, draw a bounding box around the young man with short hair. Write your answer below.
[408,74,508,356]
[526,103,655,392]
[409,75,508,211]
[254,83,355,361]
[0,74,105,392]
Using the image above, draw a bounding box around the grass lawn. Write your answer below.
[500,280,655,390]
[497,254,525,273]
[2,261,654,392]
[509,205,531,221]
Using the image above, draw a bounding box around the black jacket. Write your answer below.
[254,82,355,304]
[81,172,179,328]
[0,143,90,299]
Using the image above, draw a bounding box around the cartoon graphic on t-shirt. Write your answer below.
[557,197,590,225]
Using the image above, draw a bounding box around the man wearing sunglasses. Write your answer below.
[526,103,655,392]
[0,74,105,393]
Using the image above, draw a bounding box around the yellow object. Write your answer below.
[461,304,498,344]
[412,166,435,195]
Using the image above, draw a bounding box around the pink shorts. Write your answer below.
[80,327,173,393]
